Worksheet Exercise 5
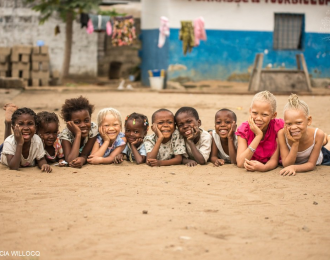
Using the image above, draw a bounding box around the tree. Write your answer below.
[25,0,101,80]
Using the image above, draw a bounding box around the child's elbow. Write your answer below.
[9,165,19,171]
[237,161,244,168]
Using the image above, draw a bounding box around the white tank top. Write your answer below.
[285,128,323,165]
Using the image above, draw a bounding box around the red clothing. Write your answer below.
[236,118,284,163]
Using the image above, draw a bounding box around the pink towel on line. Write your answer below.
[193,17,206,46]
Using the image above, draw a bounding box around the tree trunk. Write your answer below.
[61,11,73,80]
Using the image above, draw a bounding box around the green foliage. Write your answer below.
[24,0,102,23]
[98,9,126,17]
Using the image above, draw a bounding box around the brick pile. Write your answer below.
[11,45,32,87]
[31,46,50,86]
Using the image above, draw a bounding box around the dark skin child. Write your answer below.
[175,112,205,166]
[114,119,147,164]
[5,114,51,172]
[147,111,182,167]
[37,121,65,165]
[61,109,97,168]
[210,111,237,166]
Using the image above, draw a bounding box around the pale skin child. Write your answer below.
[59,96,97,168]
[278,94,330,176]
[114,113,149,165]
[144,109,186,167]
[175,107,212,167]
[36,111,65,165]
[87,108,126,164]
[0,107,51,172]
[209,109,237,166]
[236,91,284,172]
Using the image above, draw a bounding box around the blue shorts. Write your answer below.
[0,143,3,156]
[321,146,330,166]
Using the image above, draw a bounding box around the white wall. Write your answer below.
[142,0,330,33]
[0,4,97,76]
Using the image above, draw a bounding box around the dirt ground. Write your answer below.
[0,90,330,260]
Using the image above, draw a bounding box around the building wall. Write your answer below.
[141,0,330,85]
[0,0,97,76]
[98,18,141,78]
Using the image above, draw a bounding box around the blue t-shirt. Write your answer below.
[122,143,147,162]
[96,132,126,157]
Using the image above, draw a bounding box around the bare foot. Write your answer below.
[3,103,18,123]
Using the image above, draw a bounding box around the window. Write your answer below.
[273,13,304,50]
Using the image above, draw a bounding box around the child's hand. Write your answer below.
[280,165,296,176]
[69,157,85,168]
[67,121,81,136]
[186,126,200,141]
[146,158,160,167]
[151,123,163,139]
[87,155,103,165]
[248,117,263,137]
[131,137,143,146]
[213,158,225,167]
[228,121,237,140]
[244,158,264,171]
[58,159,68,167]
[14,124,24,145]
[41,164,52,173]
[114,153,124,164]
[185,159,198,167]
[284,126,300,144]
[99,126,110,142]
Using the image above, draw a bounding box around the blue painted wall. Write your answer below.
[141,29,330,86]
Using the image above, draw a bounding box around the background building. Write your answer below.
[141,0,330,86]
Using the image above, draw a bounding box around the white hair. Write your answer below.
[283,94,309,116]
[251,90,277,112]
[97,108,122,127]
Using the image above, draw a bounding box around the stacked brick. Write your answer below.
[31,46,50,86]
[11,46,32,87]
[0,47,11,77]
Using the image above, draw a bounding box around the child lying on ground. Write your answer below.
[236,91,284,172]
[1,107,51,172]
[144,109,186,167]
[175,107,212,166]
[278,94,330,176]
[210,109,237,166]
[87,108,126,164]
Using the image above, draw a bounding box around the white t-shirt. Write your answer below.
[184,129,212,163]
[211,130,237,163]
[1,134,45,167]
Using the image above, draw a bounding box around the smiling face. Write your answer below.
[38,122,59,147]
[125,119,146,144]
[12,114,36,143]
[250,101,277,132]
[215,111,235,139]
[101,114,121,141]
[153,111,175,140]
[71,109,92,138]
[284,109,311,140]
[175,112,201,139]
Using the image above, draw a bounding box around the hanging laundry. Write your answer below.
[194,17,206,46]
[112,16,136,47]
[158,16,169,48]
[80,13,89,28]
[179,21,195,55]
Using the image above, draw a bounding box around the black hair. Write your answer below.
[36,111,60,131]
[174,107,199,121]
[11,107,37,126]
[151,108,173,123]
[125,112,149,131]
[216,108,237,122]
[60,96,94,122]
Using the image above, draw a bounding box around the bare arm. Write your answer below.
[210,137,219,164]
[130,141,146,164]
[186,139,205,165]
[88,145,126,164]
[236,136,261,167]
[159,154,183,166]
[146,137,163,160]
[61,137,81,163]
[6,125,24,170]
[278,128,298,167]
[228,137,237,164]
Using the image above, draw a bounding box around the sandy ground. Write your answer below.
[0,90,330,260]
